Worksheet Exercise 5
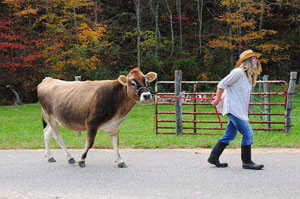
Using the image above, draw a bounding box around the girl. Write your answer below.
[208,49,264,170]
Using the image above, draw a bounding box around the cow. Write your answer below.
[37,68,157,168]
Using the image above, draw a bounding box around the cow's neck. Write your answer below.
[118,85,136,117]
[91,81,136,126]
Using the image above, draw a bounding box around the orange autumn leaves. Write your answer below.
[45,22,109,75]
[39,0,110,78]
[207,0,288,63]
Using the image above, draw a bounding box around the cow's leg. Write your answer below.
[44,124,56,163]
[78,127,97,168]
[111,133,127,168]
[48,120,75,165]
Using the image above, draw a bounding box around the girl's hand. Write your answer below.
[212,98,220,106]
[212,88,224,106]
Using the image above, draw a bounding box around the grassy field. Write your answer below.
[0,85,299,149]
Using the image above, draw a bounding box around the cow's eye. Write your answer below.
[131,81,137,87]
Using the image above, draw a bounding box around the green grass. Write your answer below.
[0,85,299,149]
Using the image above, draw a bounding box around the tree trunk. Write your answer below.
[150,0,160,60]
[155,3,159,57]
[197,0,203,55]
[24,0,33,52]
[165,0,174,61]
[176,0,182,51]
[45,0,49,23]
[227,3,234,67]
[72,2,79,45]
[296,15,300,39]
[45,0,49,48]
[229,24,234,67]
[237,2,242,55]
[94,0,98,30]
[259,2,265,30]
[134,0,141,69]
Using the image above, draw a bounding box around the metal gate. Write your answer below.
[154,80,287,135]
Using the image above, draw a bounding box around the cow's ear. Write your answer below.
[118,75,127,86]
[145,72,157,83]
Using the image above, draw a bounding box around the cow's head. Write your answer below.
[118,68,157,102]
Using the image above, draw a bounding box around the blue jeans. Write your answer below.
[220,113,254,146]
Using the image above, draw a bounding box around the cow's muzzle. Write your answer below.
[136,87,152,101]
[140,92,152,101]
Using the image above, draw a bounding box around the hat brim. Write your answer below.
[236,52,262,67]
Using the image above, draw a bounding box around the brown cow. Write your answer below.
[37,68,157,168]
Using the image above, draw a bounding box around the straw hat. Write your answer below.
[236,49,262,67]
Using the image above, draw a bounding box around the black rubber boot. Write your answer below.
[208,140,228,168]
[241,145,264,170]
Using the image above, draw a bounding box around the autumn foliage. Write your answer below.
[0,0,299,104]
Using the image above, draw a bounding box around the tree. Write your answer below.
[0,0,44,104]
[165,0,174,61]
[0,0,299,104]
[207,0,284,68]
[134,0,141,69]
[176,0,183,51]
[149,0,160,62]
[197,0,204,55]
[37,0,110,79]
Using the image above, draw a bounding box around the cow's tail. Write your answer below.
[41,111,47,129]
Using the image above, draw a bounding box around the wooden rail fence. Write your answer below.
[155,71,297,135]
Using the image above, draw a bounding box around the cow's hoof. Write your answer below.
[68,158,76,165]
[78,161,86,168]
[117,162,128,168]
[48,157,56,163]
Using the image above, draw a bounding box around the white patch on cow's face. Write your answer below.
[140,91,152,101]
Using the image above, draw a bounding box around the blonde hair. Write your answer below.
[238,57,262,86]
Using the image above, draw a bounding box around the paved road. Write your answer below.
[1,148,300,199]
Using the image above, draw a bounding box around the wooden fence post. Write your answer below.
[285,72,297,134]
[263,75,270,129]
[75,76,82,137]
[175,70,183,135]
[250,87,255,114]
[258,79,263,121]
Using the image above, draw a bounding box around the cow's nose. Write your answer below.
[140,92,152,101]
